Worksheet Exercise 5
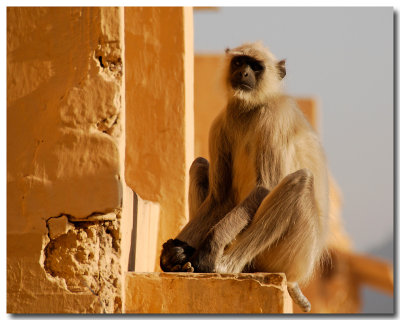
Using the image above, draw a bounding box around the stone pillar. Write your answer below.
[7,7,128,313]
[124,7,194,270]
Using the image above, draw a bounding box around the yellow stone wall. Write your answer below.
[7,6,196,312]
[124,7,194,271]
[7,7,128,313]
[7,7,296,314]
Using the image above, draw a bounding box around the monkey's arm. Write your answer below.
[189,186,269,272]
[177,116,233,247]
[160,184,225,271]
[160,114,233,272]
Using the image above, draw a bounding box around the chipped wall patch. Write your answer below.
[96,113,120,136]
[47,215,74,240]
[95,38,123,78]
[43,214,122,313]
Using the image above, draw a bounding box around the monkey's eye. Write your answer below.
[234,60,241,67]
[251,62,264,72]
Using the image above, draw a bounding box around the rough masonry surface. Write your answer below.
[44,213,122,313]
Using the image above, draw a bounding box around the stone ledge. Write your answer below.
[125,272,292,313]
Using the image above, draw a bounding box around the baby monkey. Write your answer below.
[160,42,330,312]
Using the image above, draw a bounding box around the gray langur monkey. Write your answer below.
[160,42,330,313]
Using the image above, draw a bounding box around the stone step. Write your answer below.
[124,272,293,313]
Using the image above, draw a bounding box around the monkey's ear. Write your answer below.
[225,47,231,54]
[277,59,286,79]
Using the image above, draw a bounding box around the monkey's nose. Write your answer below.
[241,71,248,77]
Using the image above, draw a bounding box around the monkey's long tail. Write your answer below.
[287,282,311,313]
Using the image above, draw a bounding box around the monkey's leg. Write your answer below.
[189,186,269,272]
[160,157,209,272]
[217,169,320,312]
[175,120,235,250]
[189,157,210,218]
[160,157,210,272]
[161,157,222,272]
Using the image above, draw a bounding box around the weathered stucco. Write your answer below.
[7,7,127,313]
[44,214,122,312]
[124,7,194,270]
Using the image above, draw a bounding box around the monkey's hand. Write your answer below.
[160,239,195,272]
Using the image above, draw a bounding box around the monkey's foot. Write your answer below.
[160,238,195,272]
[169,262,194,272]
[182,262,195,272]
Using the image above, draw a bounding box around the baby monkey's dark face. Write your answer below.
[230,55,265,92]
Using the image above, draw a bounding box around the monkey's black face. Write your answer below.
[230,56,264,92]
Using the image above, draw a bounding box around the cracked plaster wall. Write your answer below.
[7,7,127,313]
